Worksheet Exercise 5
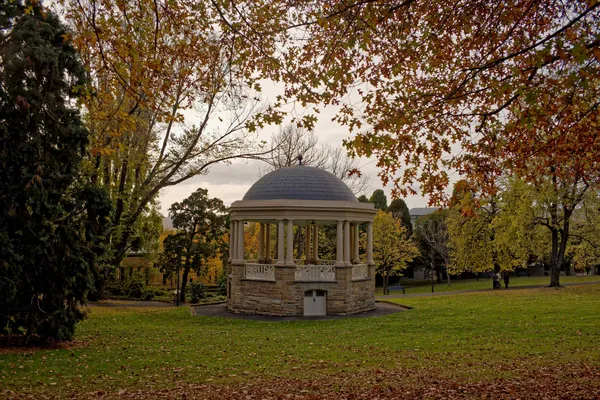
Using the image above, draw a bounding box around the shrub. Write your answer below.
[142,291,155,301]
[125,272,146,298]
[105,271,152,300]
[188,282,206,304]
[217,275,227,296]
[105,277,125,297]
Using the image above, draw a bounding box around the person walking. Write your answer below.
[503,271,510,289]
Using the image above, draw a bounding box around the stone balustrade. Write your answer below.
[352,264,369,280]
[294,265,336,282]
[244,263,275,281]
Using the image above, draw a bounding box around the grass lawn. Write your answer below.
[377,274,600,295]
[2,285,600,399]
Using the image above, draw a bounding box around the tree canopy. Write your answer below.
[369,189,388,211]
[446,178,545,276]
[0,3,111,340]
[372,211,419,294]
[61,0,269,296]
[210,1,600,205]
[414,210,450,283]
[388,198,412,232]
[157,188,227,303]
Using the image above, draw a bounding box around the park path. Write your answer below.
[376,280,600,299]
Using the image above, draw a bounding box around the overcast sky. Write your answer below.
[156,80,442,217]
[157,84,440,216]
[158,118,436,217]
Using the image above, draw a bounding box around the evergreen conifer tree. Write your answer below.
[0,2,111,340]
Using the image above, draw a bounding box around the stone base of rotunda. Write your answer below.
[227,264,376,316]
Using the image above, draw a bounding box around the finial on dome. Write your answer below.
[297,154,303,165]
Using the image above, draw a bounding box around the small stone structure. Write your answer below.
[227,165,377,316]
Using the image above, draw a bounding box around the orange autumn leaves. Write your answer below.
[213,0,600,204]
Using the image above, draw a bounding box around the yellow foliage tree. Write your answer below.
[372,211,420,295]
[447,178,547,275]
[61,0,267,296]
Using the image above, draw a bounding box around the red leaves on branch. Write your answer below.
[221,0,600,204]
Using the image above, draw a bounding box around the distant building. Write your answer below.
[409,207,438,224]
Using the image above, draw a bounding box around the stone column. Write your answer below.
[228,220,235,263]
[336,221,344,266]
[312,224,319,261]
[286,220,294,265]
[258,223,265,262]
[344,220,351,266]
[305,224,312,263]
[265,224,271,263]
[367,221,374,266]
[353,223,360,263]
[276,220,285,265]
[349,224,355,263]
[237,220,245,264]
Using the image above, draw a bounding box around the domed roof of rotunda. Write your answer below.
[243,165,358,202]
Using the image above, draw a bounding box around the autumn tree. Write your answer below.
[157,189,227,303]
[61,0,269,296]
[209,2,600,287]
[263,124,370,195]
[446,194,495,276]
[528,173,591,285]
[372,211,419,295]
[214,1,600,201]
[568,190,600,274]
[414,211,451,285]
[447,178,544,276]
[369,189,388,211]
[0,2,111,340]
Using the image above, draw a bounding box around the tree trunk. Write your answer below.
[446,267,451,286]
[555,213,570,286]
[383,271,389,295]
[92,264,112,300]
[180,265,190,303]
[91,272,107,301]
[179,251,193,303]
[548,216,561,286]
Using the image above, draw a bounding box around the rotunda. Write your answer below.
[227,164,377,316]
